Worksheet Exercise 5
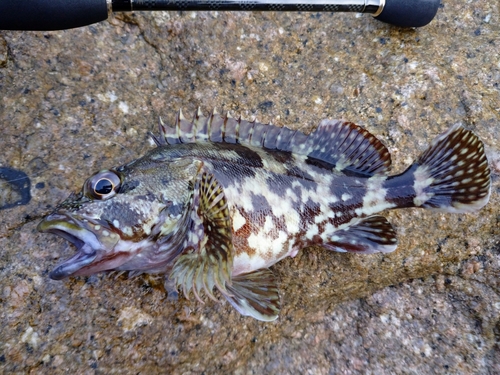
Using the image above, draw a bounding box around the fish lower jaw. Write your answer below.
[50,244,144,279]
[49,246,98,280]
[55,238,158,278]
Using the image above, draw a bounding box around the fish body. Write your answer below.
[38,110,491,321]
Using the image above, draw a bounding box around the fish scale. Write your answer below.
[38,110,491,321]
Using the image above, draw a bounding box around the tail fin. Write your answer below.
[412,124,491,213]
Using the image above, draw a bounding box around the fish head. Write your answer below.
[38,160,196,280]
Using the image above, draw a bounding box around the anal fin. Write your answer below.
[225,269,280,322]
[324,215,398,254]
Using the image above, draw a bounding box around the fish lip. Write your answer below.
[48,248,97,280]
[38,213,102,279]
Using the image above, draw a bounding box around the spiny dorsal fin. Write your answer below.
[156,110,391,175]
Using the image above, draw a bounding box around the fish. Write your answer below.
[38,109,491,321]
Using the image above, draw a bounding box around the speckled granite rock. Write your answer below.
[1,2,499,373]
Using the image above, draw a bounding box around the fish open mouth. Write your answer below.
[37,214,100,280]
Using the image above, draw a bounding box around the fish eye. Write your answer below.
[85,170,121,200]
[94,178,114,195]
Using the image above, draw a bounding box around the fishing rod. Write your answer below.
[1,0,440,31]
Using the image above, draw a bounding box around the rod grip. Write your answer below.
[374,0,440,27]
[0,0,108,31]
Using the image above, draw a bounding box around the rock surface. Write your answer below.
[1,2,499,374]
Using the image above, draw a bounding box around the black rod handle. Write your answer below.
[0,0,108,31]
[0,0,440,31]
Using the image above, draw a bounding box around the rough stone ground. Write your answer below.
[1,2,499,374]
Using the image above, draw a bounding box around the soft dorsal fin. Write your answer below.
[154,110,392,176]
[299,120,392,176]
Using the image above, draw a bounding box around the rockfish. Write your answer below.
[38,110,491,321]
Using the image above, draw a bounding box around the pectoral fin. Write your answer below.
[225,269,280,322]
[323,215,398,254]
[170,173,234,302]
